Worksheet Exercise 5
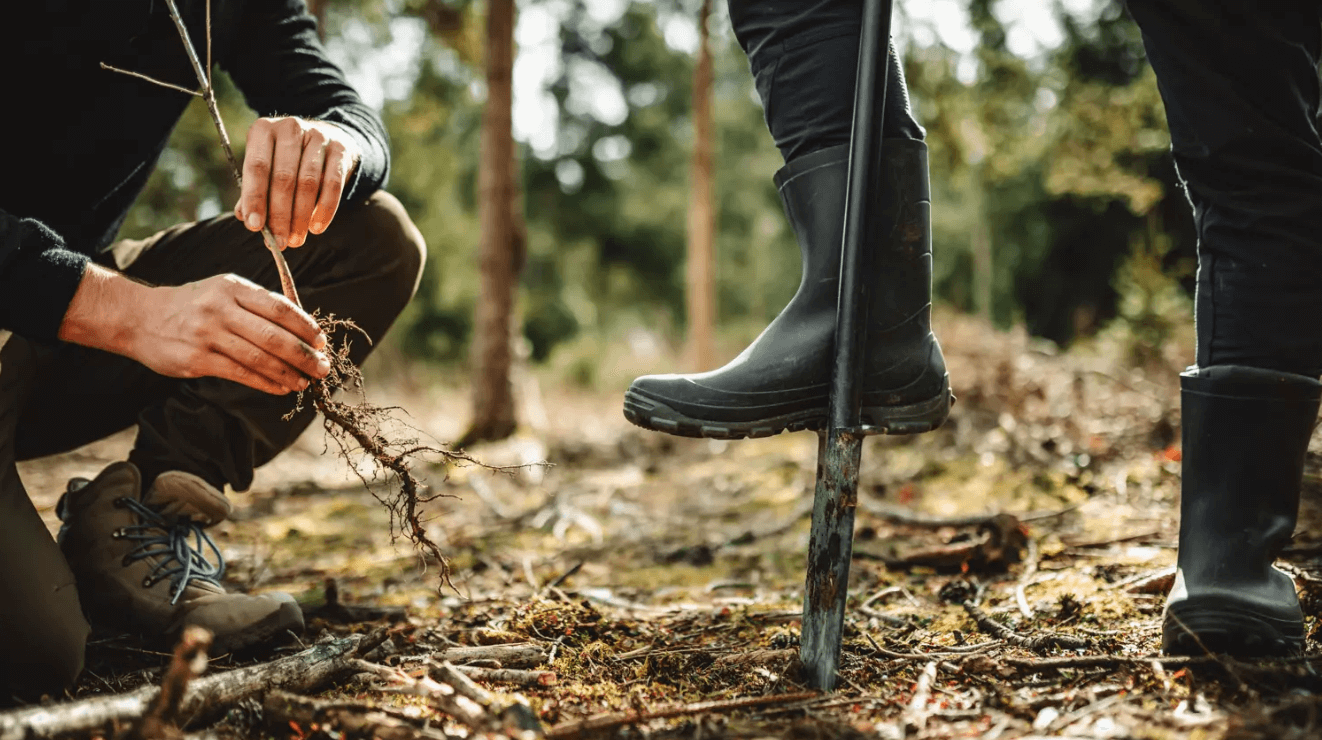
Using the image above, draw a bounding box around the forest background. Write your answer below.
[123,0,1192,428]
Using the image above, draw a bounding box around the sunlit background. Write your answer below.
[123,0,1191,387]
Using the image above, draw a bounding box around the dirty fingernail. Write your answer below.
[246,212,261,230]
[316,356,331,374]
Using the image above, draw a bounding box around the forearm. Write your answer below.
[57,263,153,356]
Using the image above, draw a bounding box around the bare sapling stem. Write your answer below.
[161,0,302,307]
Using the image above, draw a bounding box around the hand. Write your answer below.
[60,266,330,396]
[133,274,331,395]
[234,116,361,251]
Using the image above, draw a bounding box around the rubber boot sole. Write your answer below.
[623,376,953,439]
[1163,598,1303,657]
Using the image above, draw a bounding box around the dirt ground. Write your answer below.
[16,312,1322,739]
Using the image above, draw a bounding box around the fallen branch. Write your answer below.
[261,691,453,740]
[453,666,558,687]
[962,602,1090,653]
[544,692,819,739]
[0,636,362,740]
[434,643,549,668]
[358,659,543,736]
[126,626,212,740]
[1003,654,1212,674]
[902,661,938,734]
[860,501,1077,528]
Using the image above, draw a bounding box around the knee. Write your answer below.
[347,191,428,304]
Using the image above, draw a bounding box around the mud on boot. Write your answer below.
[624,140,951,440]
[57,462,304,654]
[1162,365,1321,657]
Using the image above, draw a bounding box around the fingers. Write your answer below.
[237,117,358,246]
[308,145,347,237]
[265,118,307,250]
[240,120,276,233]
[226,308,330,384]
[288,131,326,248]
[226,275,328,352]
[209,334,309,395]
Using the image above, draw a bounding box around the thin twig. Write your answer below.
[1016,536,1040,619]
[963,601,1090,652]
[126,626,212,740]
[99,63,201,96]
[161,0,300,306]
[545,692,819,739]
[902,661,938,733]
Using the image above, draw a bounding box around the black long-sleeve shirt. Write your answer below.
[0,0,389,340]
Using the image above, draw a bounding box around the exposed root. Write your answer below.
[285,315,497,589]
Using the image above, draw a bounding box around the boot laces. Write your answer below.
[118,497,226,605]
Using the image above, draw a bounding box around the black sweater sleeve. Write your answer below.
[0,209,89,340]
[220,0,390,203]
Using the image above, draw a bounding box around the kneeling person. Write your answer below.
[0,1,425,697]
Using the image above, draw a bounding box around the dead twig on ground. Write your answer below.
[434,643,550,668]
[452,666,557,687]
[126,626,212,740]
[544,692,819,739]
[902,661,938,734]
[261,691,454,740]
[860,501,1077,528]
[357,660,543,736]
[0,636,362,740]
[962,602,1090,652]
[1016,536,1041,618]
[1004,654,1211,674]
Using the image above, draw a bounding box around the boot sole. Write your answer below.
[204,598,306,655]
[89,597,306,656]
[1163,599,1303,657]
[623,377,952,440]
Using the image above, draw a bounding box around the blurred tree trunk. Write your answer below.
[305,0,327,42]
[686,0,716,371]
[459,0,524,447]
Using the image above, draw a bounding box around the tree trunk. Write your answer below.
[305,0,328,42]
[459,0,523,447]
[685,0,716,371]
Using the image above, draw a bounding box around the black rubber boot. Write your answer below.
[623,141,951,439]
[1162,365,1321,657]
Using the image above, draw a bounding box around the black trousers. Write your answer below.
[735,0,1322,377]
[727,0,923,162]
[1125,0,1322,376]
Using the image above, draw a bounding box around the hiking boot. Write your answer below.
[57,461,304,654]
[1162,365,1321,657]
[623,140,951,439]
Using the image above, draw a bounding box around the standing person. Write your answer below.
[0,0,425,697]
[623,1,953,440]
[1125,0,1322,657]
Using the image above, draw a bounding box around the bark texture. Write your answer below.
[460,0,525,447]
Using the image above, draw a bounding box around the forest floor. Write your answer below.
[11,312,1322,739]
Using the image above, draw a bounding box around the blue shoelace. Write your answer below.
[115,497,226,605]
